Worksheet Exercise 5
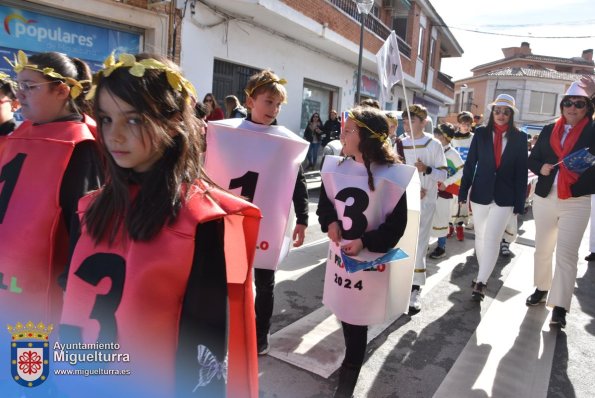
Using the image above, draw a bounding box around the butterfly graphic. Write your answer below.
[192,345,228,392]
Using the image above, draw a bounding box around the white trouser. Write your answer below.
[590,195,595,252]
[472,201,513,284]
[533,189,591,311]
[502,213,518,244]
[432,196,453,238]
[413,199,436,286]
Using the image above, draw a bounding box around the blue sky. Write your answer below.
[431,0,595,80]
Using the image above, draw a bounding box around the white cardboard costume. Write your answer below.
[205,119,309,270]
[451,133,474,225]
[452,134,473,162]
[321,156,420,325]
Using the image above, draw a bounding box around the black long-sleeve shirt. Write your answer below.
[0,118,16,136]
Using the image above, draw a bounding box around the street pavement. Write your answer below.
[256,172,595,398]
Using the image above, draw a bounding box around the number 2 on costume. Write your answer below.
[229,171,259,203]
[75,253,126,343]
[334,187,369,240]
[0,153,26,223]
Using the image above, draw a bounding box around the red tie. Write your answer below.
[493,124,507,168]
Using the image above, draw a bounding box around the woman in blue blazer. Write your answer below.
[458,94,528,301]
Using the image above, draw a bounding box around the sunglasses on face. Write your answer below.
[561,99,587,109]
[493,108,511,116]
[204,98,213,103]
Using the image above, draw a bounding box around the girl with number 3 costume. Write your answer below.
[317,106,418,398]
[59,54,261,398]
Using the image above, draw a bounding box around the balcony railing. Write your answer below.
[327,0,411,58]
[437,71,455,90]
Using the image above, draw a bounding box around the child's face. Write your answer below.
[402,115,426,134]
[458,122,471,133]
[97,88,162,173]
[387,120,397,139]
[247,92,283,125]
[15,69,68,124]
[340,118,361,158]
[433,132,448,146]
[0,91,17,124]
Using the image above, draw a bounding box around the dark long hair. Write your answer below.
[350,106,399,191]
[28,52,92,115]
[84,53,208,244]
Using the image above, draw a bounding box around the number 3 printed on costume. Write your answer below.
[335,187,369,240]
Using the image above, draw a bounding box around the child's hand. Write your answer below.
[437,182,446,191]
[292,224,307,247]
[420,188,427,200]
[341,239,363,256]
[327,221,342,246]
[414,158,426,172]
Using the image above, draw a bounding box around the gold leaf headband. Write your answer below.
[4,50,88,99]
[434,125,453,142]
[86,53,197,102]
[244,77,287,97]
[347,111,388,143]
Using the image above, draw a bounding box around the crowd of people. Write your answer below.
[0,48,593,398]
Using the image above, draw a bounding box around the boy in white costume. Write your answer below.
[450,111,475,240]
[430,123,464,259]
[400,104,447,313]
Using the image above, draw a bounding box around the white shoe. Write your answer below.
[409,288,421,314]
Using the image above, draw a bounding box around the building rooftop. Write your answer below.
[471,42,594,72]
[485,67,587,81]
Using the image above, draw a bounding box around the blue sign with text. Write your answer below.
[0,5,140,63]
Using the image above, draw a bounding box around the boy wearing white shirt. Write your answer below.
[400,105,447,313]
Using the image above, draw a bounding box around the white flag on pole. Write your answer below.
[376,31,403,104]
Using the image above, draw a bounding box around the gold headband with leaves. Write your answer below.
[348,111,388,143]
[244,77,287,97]
[4,50,88,99]
[86,53,197,102]
[434,125,453,142]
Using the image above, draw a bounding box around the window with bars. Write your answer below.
[212,59,261,107]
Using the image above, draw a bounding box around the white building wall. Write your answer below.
[180,9,359,134]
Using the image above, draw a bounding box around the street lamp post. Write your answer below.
[355,0,374,104]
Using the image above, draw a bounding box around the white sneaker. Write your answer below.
[409,288,421,315]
